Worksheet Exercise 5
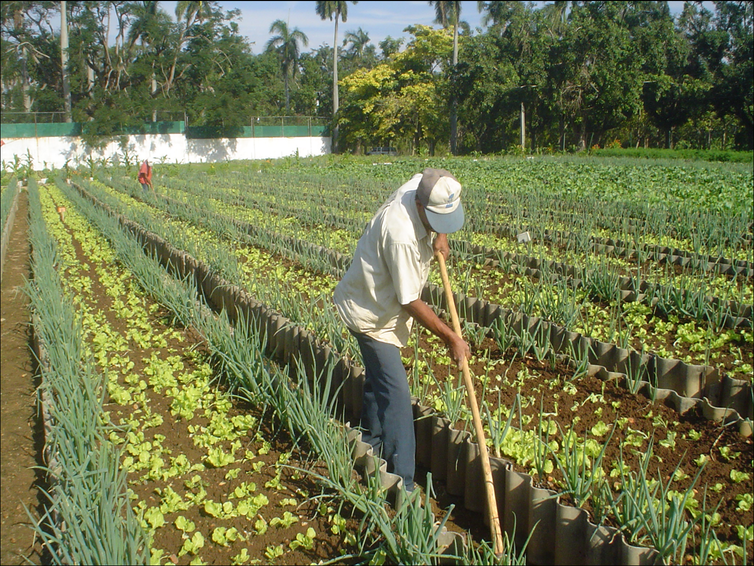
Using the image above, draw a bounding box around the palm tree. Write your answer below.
[343,27,370,59]
[127,0,158,50]
[540,0,570,39]
[175,0,214,27]
[266,19,308,113]
[429,1,461,154]
[315,1,357,152]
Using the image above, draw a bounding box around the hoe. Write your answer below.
[436,251,504,557]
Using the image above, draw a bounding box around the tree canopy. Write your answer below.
[1,1,751,153]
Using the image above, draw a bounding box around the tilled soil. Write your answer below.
[1,189,46,565]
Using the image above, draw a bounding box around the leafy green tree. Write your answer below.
[478,0,520,33]
[315,1,357,152]
[126,1,172,120]
[338,25,452,154]
[501,3,552,150]
[706,1,753,149]
[60,0,71,120]
[455,31,518,152]
[298,45,333,117]
[552,1,644,149]
[378,35,403,59]
[1,1,59,113]
[66,2,141,100]
[265,19,308,114]
[466,2,554,152]
[162,0,221,98]
[429,0,461,153]
[639,2,704,148]
[176,6,259,128]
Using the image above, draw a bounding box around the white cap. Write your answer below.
[416,168,464,233]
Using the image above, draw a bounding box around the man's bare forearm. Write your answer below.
[403,298,469,366]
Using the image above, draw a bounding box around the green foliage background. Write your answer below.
[1,1,752,154]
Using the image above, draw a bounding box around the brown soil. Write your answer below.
[1,189,46,565]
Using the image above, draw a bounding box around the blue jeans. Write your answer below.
[352,331,416,491]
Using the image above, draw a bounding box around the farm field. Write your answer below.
[2,153,752,565]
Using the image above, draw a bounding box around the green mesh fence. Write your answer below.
[2,118,326,139]
[185,119,328,139]
[1,121,185,138]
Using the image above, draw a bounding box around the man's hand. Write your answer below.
[447,332,471,368]
[433,233,450,261]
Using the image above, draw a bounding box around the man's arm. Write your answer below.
[403,298,470,367]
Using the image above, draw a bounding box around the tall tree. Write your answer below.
[338,25,452,155]
[13,4,31,112]
[454,31,518,152]
[1,1,56,114]
[175,0,214,26]
[706,1,753,149]
[127,0,164,120]
[429,1,461,153]
[341,27,377,73]
[554,1,644,149]
[378,36,403,59]
[632,1,697,149]
[61,0,71,121]
[298,46,333,116]
[265,19,308,113]
[315,1,357,152]
[162,0,221,97]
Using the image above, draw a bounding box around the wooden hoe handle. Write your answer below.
[435,251,505,557]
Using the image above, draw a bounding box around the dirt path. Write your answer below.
[1,188,45,565]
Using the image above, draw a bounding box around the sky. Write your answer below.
[158,1,701,55]
[155,1,481,52]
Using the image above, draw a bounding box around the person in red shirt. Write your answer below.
[138,159,153,191]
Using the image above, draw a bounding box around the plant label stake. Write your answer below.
[435,251,504,557]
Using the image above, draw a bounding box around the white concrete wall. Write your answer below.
[0,133,331,171]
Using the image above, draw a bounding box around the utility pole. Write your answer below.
[518,85,537,151]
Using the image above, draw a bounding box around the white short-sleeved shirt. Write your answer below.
[333,173,434,347]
